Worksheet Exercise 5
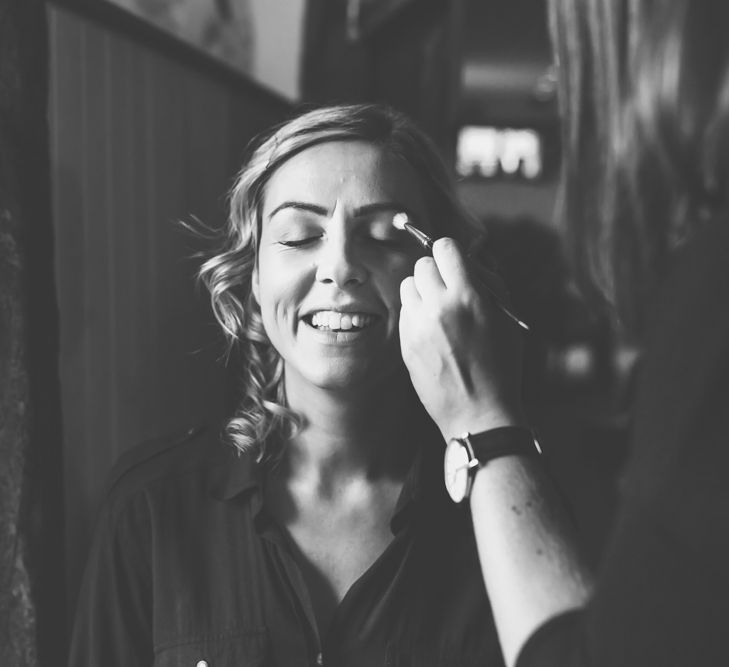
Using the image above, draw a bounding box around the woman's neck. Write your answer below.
[281,372,418,483]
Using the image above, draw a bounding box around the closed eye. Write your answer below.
[278,236,322,248]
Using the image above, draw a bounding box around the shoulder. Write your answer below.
[103,423,241,515]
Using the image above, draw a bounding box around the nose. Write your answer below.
[314,231,368,288]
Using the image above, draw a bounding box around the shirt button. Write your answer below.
[196,661,208,667]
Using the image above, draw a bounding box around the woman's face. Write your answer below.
[253,140,431,395]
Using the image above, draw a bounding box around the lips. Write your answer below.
[303,309,378,332]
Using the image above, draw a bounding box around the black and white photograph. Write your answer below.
[1,0,728,665]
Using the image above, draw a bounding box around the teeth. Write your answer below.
[309,310,373,331]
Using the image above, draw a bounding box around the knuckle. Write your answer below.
[432,237,456,256]
[431,293,454,318]
[414,256,435,273]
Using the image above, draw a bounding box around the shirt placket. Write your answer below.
[257,510,324,667]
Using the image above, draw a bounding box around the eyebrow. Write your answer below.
[267,201,413,221]
[267,201,326,219]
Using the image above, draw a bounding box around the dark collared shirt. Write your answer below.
[69,425,504,667]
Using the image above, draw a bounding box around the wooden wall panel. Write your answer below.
[47,2,291,623]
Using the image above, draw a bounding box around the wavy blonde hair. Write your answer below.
[199,103,475,462]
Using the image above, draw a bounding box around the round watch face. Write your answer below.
[444,438,472,503]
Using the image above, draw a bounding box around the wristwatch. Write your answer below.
[443,426,541,503]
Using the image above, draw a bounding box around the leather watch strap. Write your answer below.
[467,426,540,465]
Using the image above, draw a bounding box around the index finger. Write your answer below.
[431,237,470,290]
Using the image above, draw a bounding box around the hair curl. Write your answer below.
[198,103,475,462]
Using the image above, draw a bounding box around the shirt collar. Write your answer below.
[208,423,446,532]
[207,438,262,501]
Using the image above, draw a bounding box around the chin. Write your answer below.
[309,369,374,392]
[302,360,400,394]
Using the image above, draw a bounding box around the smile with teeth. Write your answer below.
[307,311,375,332]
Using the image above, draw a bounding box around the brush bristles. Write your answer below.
[392,212,409,231]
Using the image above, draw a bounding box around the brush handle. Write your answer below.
[402,221,529,331]
[466,261,530,331]
[403,222,434,250]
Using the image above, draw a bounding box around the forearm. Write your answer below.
[469,455,593,667]
[398,238,593,662]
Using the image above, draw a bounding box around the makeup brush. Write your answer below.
[392,213,529,331]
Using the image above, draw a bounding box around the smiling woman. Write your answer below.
[253,141,427,398]
[68,104,509,667]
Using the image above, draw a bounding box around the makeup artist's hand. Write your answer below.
[399,237,527,440]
